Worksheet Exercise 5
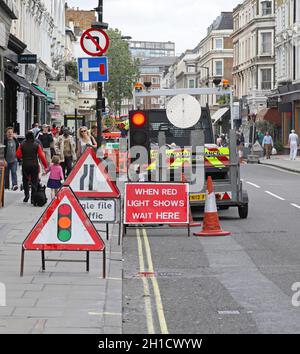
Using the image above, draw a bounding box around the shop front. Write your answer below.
[276,84,300,150]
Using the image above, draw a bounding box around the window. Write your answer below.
[214,60,223,76]
[151,77,160,84]
[261,1,272,16]
[215,38,223,50]
[188,79,195,88]
[261,68,272,90]
[187,66,195,73]
[260,32,272,55]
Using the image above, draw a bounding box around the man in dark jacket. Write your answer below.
[16,131,48,203]
[4,127,19,191]
[37,124,53,169]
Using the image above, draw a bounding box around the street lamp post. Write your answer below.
[95,0,104,148]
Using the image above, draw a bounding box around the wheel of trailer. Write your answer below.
[238,204,248,219]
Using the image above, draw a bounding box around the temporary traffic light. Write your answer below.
[57,204,72,242]
[222,79,230,89]
[132,112,146,127]
[129,110,150,150]
[134,82,143,92]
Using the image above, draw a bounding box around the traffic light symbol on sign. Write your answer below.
[57,204,72,242]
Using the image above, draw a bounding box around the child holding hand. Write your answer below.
[45,155,64,199]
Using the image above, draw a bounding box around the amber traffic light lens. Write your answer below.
[57,204,72,242]
[132,113,146,127]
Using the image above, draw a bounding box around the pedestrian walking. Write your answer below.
[119,123,128,138]
[51,124,58,137]
[37,124,53,168]
[4,127,19,191]
[257,130,264,146]
[238,132,245,163]
[56,128,76,179]
[77,126,97,159]
[262,132,274,159]
[91,125,98,141]
[16,131,48,203]
[44,155,64,199]
[289,130,299,160]
[31,123,40,138]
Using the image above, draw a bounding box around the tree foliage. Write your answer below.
[255,120,275,135]
[65,60,78,80]
[104,29,140,115]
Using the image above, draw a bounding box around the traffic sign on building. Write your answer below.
[64,147,120,198]
[80,28,110,57]
[78,57,109,83]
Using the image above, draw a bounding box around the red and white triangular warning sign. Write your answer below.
[64,147,120,198]
[23,187,105,251]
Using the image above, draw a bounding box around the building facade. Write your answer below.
[137,56,177,110]
[0,0,17,143]
[129,41,175,59]
[65,7,97,126]
[272,0,300,147]
[65,6,96,35]
[197,12,234,113]
[232,0,276,119]
[162,12,233,133]
[2,0,66,137]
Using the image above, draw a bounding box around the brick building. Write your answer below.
[65,6,96,35]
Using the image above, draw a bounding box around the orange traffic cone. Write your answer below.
[194,176,231,237]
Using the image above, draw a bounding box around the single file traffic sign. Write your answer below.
[64,147,120,198]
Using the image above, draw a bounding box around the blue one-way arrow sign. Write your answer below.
[78,57,109,83]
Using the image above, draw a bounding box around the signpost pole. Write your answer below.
[96,0,103,148]
[41,251,46,271]
[75,108,78,153]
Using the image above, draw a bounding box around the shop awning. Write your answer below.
[32,84,55,104]
[5,71,31,93]
[30,84,47,98]
[212,107,229,125]
[256,108,281,127]
[5,71,47,99]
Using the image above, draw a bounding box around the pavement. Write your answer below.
[0,171,122,334]
[259,155,300,173]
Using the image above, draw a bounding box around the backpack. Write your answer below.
[32,184,47,207]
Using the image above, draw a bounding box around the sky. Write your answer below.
[66,0,241,55]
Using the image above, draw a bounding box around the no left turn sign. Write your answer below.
[80,28,110,57]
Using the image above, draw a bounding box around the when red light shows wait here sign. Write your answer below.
[124,183,189,224]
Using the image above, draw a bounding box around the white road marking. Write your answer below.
[246,182,261,189]
[291,203,300,209]
[265,191,285,201]
[88,312,122,316]
[218,310,240,315]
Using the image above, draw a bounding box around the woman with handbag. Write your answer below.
[77,126,97,159]
[56,128,77,179]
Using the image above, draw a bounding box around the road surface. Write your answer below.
[123,164,300,334]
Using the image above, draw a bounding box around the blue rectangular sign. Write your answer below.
[78,57,109,83]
